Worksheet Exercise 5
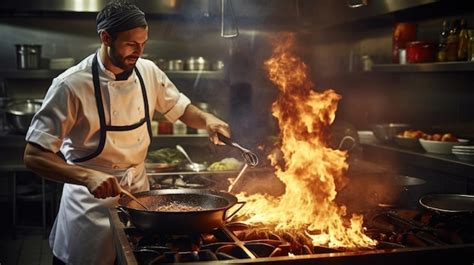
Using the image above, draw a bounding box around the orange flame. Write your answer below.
[236,33,376,248]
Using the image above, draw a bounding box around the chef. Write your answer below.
[23,1,231,264]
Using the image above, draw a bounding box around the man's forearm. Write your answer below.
[179,104,212,129]
[24,143,99,186]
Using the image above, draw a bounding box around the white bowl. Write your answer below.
[452,145,474,151]
[419,138,469,154]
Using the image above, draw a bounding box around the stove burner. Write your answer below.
[110,208,474,264]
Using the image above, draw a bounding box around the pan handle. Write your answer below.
[116,205,131,219]
[225,201,246,221]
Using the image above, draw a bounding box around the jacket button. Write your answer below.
[137,138,141,142]
[113,111,117,116]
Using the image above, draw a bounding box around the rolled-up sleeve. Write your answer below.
[155,72,191,123]
[25,78,77,153]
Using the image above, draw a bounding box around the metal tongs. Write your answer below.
[217,133,259,167]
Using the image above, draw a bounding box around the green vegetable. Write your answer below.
[147,148,186,164]
[208,157,243,171]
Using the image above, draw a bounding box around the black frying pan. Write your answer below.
[419,194,474,214]
[117,189,244,234]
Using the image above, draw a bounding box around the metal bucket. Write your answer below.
[16,44,42,69]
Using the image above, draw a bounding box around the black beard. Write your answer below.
[109,43,136,72]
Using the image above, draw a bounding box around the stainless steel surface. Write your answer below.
[371,62,474,72]
[419,194,474,213]
[221,0,239,38]
[15,44,41,69]
[5,99,42,134]
[175,144,207,172]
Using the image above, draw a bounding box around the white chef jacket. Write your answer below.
[25,51,191,265]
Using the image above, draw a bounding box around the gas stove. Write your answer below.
[109,206,474,265]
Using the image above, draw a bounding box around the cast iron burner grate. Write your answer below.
[110,208,474,265]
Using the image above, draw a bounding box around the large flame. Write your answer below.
[236,33,376,249]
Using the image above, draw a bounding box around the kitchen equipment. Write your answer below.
[217,133,259,167]
[5,99,43,134]
[419,194,474,214]
[168,59,184,71]
[452,145,474,161]
[185,57,210,71]
[419,138,468,154]
[406,41,436,63]
[211,60,225,70]
[15,44,42,69]
[117,189,244,233]
[175,145,207,172]
[392,23,417,64]
[371,123,410,143]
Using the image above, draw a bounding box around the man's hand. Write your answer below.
[179,104,232,145]
[85,173,122,199]
[205,115,231,145]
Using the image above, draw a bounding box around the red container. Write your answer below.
[392,23,417,63]
[406,41,436,63]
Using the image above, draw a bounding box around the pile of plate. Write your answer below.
[452,145,474,161]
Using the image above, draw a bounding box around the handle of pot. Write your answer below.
[225,201,246,221]
[116,205,131,219]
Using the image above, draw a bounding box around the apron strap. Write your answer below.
[135,68,153,142]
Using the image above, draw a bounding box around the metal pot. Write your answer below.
[5,99,42,134]
[168,59,184,71]
[419,194,474,214]
[16,44,42,69]
[117,189,245,234]
[185,57,210,71]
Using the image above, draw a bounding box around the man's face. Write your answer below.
[108,26,148,71]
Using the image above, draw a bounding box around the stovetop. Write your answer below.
[109,206,474,265]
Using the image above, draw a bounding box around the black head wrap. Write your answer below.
[96,1,147,34]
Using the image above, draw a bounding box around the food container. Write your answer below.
[15,44,42,69]
[185,57,210,71]
[406,41,436,63]
[168,60,184,71]
[5,99,43,134]
[419,138,468,154]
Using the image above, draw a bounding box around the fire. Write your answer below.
[235,33,376,249]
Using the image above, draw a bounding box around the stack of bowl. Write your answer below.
[452,145,474,162]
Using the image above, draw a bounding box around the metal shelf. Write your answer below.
[0,69,225,80]
[370,62,474,72]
